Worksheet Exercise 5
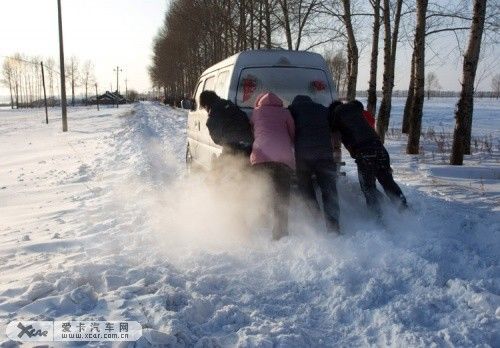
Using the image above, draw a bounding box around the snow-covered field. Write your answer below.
[0,100,498,347]
[384,97,500,137]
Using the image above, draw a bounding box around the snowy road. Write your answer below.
[0,102,498,347]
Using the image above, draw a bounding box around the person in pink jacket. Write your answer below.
[250,92,295,240]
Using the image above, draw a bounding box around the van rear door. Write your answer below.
[235,67,333,109]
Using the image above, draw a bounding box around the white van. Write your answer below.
[185,50,339,170]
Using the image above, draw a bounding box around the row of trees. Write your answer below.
[1,54,96,108]
[150,0,498,164]
[149,0,341,99]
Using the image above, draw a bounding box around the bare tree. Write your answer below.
[402,50,415,134]
[81,60,95,104]
[275,0,321,50]
[278,0,294,49]
[150,0,281,100]
[376,0,403,143]
[325,50,348,96]
[12,54,21,108]
[1,58,15,109]
[66,56,79,107]
[450,0,487,165]
[366,0,381,115]
[425,71,440,99]
[263,0,274,48]
[491,73,500,99]
[342,0,358,100]
[127,89,139,102]
[45,58,56,100]
[403,0,474,134]
[406,0,429,154]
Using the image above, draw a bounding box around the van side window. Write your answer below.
[204,76,216,91]
[194,79,204,110]
[215,70,229,96]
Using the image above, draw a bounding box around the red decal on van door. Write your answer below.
[311,80,326,91]
[242,77,257,102]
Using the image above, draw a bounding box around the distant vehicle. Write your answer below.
[184,50,340,170]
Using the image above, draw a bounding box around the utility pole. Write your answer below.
[41,62,49,124]
[125,77,128,101]
[113,66,122,108]
[113,66,122,93]
[57,0,68,131]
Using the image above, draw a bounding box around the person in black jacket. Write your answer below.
[330,100,407,217]
[199,91,253,157]
[289,95,340,233]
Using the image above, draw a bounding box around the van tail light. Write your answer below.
[242,77,257,102]
[311,80,326,91]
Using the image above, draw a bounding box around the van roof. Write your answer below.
[201,50,328,76]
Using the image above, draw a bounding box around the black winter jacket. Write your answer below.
[288,95,333,161]
[206,98,253,151]
[330,101,381,157]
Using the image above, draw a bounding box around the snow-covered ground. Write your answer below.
[385,97,500,137]
[0,100,498,347]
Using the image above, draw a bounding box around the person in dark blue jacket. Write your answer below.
[288,95,340,234]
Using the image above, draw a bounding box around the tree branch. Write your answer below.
[426,27,470,36]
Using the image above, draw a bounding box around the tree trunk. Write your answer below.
[376,0,403,143]
[250,0,255,49]
[238,0,247,50]
[295,0,316,50]
[402,51,415,134]
[376,0,392,142]
[71,78,75,107]
[367,0,381,115]
[406,0,428,154]
[7,75,14,109]
[257,0,263,49]
[15,81,19,109]
[281,0,293,50]
[265,0,272,48]
[450,0,487,165]
[343,0,358,100]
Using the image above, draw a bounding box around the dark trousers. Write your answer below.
[296,158,340,233]
[355,145,407,216]
[253,162,292,240]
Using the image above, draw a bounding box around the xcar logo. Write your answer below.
[6,321,53,341]
[16,322,48,338]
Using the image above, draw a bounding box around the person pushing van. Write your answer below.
[330,100,407,218]
[288,95,340,234]
[199,91,253,157]
[250,92,295,240]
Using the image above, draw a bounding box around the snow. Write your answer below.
[0,100,499,347]
[382,97,500,137]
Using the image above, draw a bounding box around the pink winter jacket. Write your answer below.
[250,93,296,170]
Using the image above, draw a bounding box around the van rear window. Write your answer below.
[236,67,331,108]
